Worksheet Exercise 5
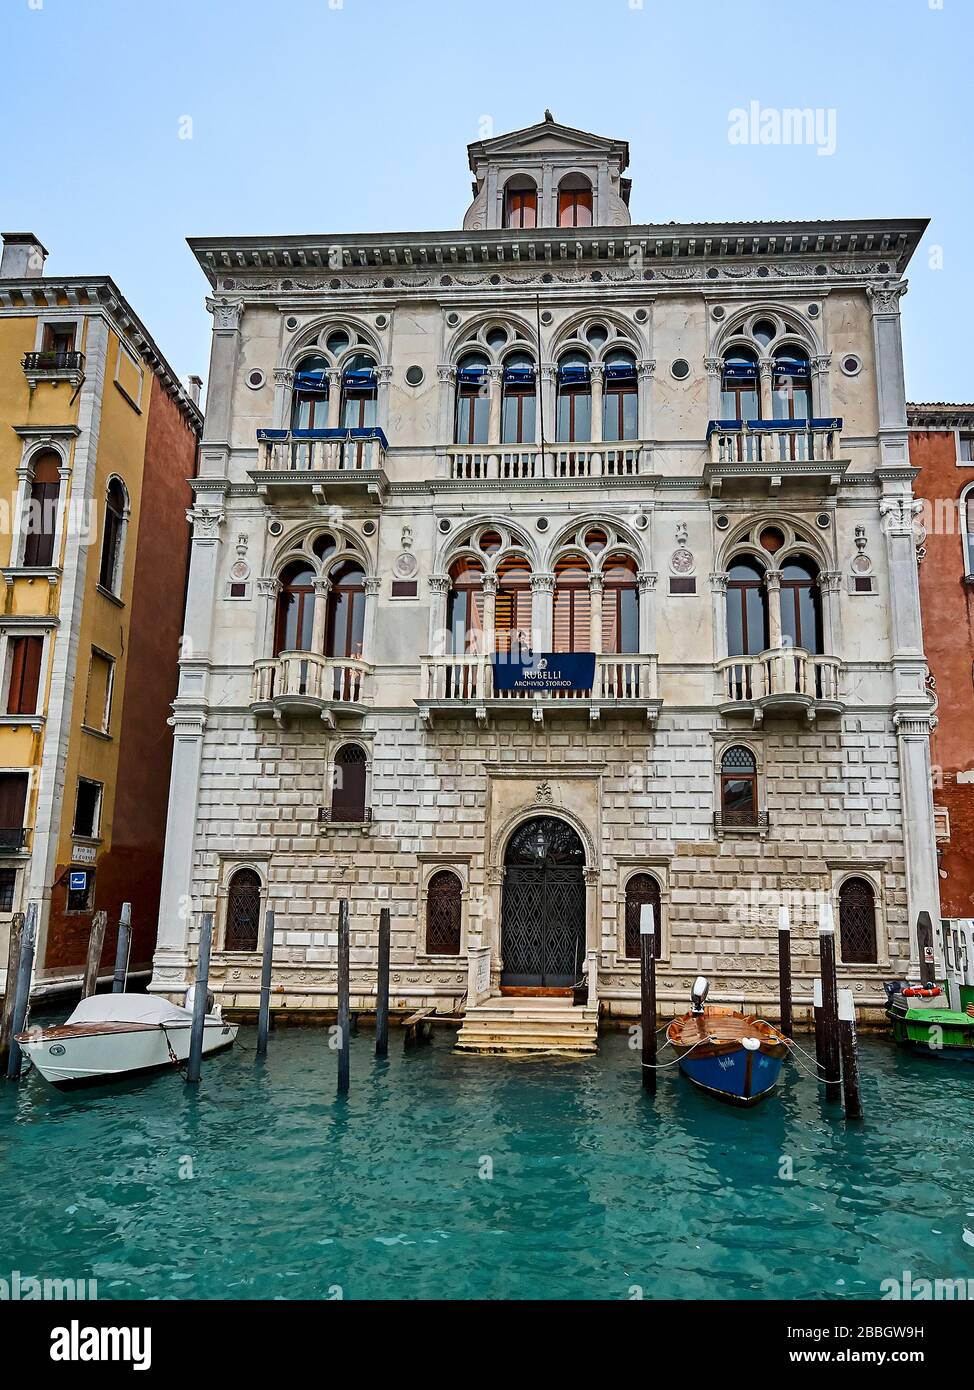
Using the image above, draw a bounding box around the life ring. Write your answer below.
[901,986,941,998]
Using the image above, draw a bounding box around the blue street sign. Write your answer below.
[492,652,597,694]
[69,871,88,892]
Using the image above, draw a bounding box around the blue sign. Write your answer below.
[69,871,88,892]
[492,652,596,694]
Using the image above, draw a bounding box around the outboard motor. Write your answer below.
[690,976,710,1016]
[184,984,215,1015]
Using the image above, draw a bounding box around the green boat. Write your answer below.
[886,918,974,1061]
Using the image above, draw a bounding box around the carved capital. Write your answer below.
[867,281,908,314]
[530,572,556,593]
[481,575,499,596]
[704,356,723,378]
[187,505,224,540]
[273,368,294,389]
[758,356,775,381]
[363,576,382,596]
[374,365,394,385]
[765,570,782,592]
[811,354,832,377]
[879,496,923,537]
[428,574,451,596]
[637,570,658,593]
[710,571,729,594]
[637,358,657,380]
[256,577,282,598]
[436,365,456,385]
[206,297,244,332]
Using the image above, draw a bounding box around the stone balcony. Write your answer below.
[717,647,843,725]
[22,349,85,388]
[446,442,649,482]
[418,653,660,726]
[251,653,373,726]
[704,418,847,496]
[252,428,388,503]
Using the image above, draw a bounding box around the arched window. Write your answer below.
[325,561,366,659]
[23,451,61,569]
[331,743,367,822]
[425,871,462,955]
[602,554,639,654]
[780,555,823,652]
[625,873,662,959]
[274,562,316,654]
[225,868,261,951]
[98,478,127,593]
[726,557,769,656]
[447,557,485,655]
[340,353,377,430]
[494,556,532,657]
[961,483,974,578]
[501,352,536,444]
[602,350,638,442]
[838,877,878,964]
[558,175,593,228]
[504,178,537,230]
[772,348,812,421]
[555,351,591,443]
[291,353,330,429]
[720,348,760,420]
[552,554,591,653]
[720,746,759,826]
[454,352,489,446]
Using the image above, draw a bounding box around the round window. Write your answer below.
[752,319,777,347]
[312,533,338,561]
[485,327,508,350]
[405,365,425,386]
[841,354,862,377]
[245,369,265,390]
[325,330,350,356]
[586,323,609,347]
[760,526,786,554]
[671,358,691,380]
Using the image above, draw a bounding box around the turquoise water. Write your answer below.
[1,1026,972,1300]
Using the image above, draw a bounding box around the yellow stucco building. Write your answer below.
[0,233,201,993]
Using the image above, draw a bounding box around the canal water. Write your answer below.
[1,1027,971,1300]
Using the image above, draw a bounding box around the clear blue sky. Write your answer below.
[2,0,969,403]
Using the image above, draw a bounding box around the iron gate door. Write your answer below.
[500,817,587,988]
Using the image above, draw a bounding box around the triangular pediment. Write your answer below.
[468,118,628,169]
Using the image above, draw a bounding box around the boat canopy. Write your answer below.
[65,994,192,1027]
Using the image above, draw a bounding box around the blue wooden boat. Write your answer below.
[666,980,788,1107]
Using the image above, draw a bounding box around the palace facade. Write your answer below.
[152,117,939,1024]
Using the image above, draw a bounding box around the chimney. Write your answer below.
[1,232,48,279]
[186,375,203,407]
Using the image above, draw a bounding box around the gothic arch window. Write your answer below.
[447,557,485,655]
[726,556,769,656]
[425,870,462,955]
[962,482,974,578]
[494,556,532,657]
[552,554,592,653]
[340,353,378,431]
[455,352,490,445]
[23,450,62,569]
[838,876,878,964]
[555,350,592,443]
[225,868,262,951]
[602,554,640,654]
[501,351,536,444]
[720,347,760,421]
[331,743,367,822]
[98,477,128,594]
[325,560,366,659]
[274,561,316,654]
[504,177,538,230]
[291,352,330,429]
[772,347,812,422]
[624,872,662,959]
[558,174,593,228]
[719,745,759,826]
[602,350,638,442]
[780,555,822,652]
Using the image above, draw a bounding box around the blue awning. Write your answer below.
[342,368,376,390]
[773,357,811,378]
[604,363,637,382]
[707,419,743,438]
[258,426,389,449]
[558,364,590,385]
[503,366,535,387]
[457,366,488,386]
[293,370,330,392]
[722,362,758,381]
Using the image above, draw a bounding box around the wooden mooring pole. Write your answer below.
[5,903,37,1081]
[813,976,825,1082]
[337,899,351,1095]
[818,904,842,1105]
[639,903,657,1094]
[82,910,108,1000]
[375,906,391,1059]
[916,910,937,987]
[112,902,132,993]
[777,905,793,1038]
[0,912,25,1076]
[255,909,275,1061]
[837,988,864,1122]
[185,912,213,1085]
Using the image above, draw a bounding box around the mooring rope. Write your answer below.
[641,1035,714,1070]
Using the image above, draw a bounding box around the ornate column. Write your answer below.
[637,358,656,448]
[812,354,832,418]
[326,368,343,429]
[758,356,775,428]
[895,710,943,970]
[583,865,601,955]
[637,570,657,654]
[272,368,294,431]
[539,364,556,469]
[765,569,783,650]
[530,572,555,650]
[487,366,503,446]
[256,577,282,659]
[428,574,450,656]
[820,569,843,654]
[589,364,604,446]
[704,355,723,420]
[311,577,331,654]
[436,365,456,447]
[867,282,910,469]
[710,571,729,663]
[362,575,382,662]
[201,299,244,475]
[589,574,604,654]
[481,574,498,656]
[375,364,394,434]
[11,459,33,566]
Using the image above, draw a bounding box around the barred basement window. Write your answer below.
[838,878,878,965]
[225,868,261,951]
[719,745,758,825]
[0,868,16,913]
[331,744,367,822]
[425,871,462,955]
[624,873,662,960]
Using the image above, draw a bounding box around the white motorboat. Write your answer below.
[16,992,238,1088]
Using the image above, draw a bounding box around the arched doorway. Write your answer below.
[501,816,586,990]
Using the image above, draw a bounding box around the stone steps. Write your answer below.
[456,994,598,1056]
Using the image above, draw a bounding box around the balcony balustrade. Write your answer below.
[419,652,659,726]
[717,647,842,725]
[0,827,28,853]
[446,442,647,482]
[252,428,388,502]
[707,418,842,465]
[22,350,85,386]
[251,653,373,725]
